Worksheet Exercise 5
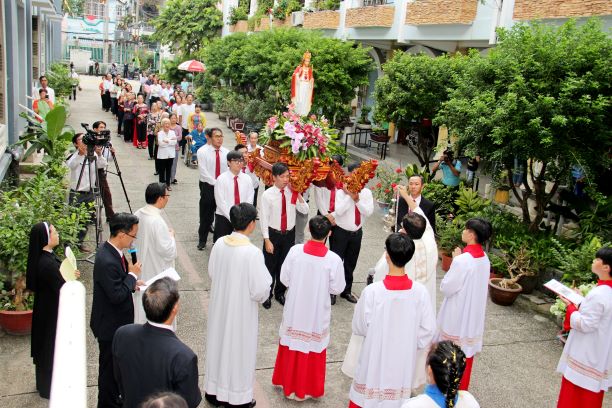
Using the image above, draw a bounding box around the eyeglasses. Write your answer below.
[123,231,137,239]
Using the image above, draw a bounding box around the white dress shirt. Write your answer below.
[66,152,106,191]
[214,170,255,219]
[197,144,229,185]
[260,186,309,239]
[247,143,264,158]
[157,130,177,159]
[180,103,195,128]
[330,188,374,231]
[150,84,162,98]
[314,185,335,215]
[103,79,113,91]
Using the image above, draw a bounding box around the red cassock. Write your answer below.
[557,376,604,408]
[272,344,326,399]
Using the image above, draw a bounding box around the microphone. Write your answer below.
[128,244,137,264]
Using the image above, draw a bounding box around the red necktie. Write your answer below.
[329,188,336,213]
[234,176,240,205]
[121,255,127,272]
[215,150,220,179]
[280,188,287,232]
[355,206,361,227]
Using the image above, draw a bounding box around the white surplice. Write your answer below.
[435,250,490,358]
[133,205,177,324]
[204,232,272,405]
[349,278,436,408]
[279,243,346,353]
[557,284,612,392]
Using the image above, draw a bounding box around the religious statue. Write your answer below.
[291,51,314,117]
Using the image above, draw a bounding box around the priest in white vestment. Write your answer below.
[349,233,436,408]
[133,182,177,324]
[204,203,272,408]
[436,218,492,391]
[272,216,345,400]
[556,247,612,408]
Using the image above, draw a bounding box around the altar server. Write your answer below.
[260,162,309,309]
[328,163,374,304]
[213,151,254,242]
[435,218,492,391]
[272,216,345,400]
[133,183,177,324]
[204,203,272,408]
[349,233,436,408]
[556,247,612,408]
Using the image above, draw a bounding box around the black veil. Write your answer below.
[26,222,49,292]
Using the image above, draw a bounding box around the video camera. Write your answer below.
[81,123,111,149]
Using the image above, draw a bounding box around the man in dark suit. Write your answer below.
[112,277,202,408]
[395,175,436,233]
[90,213,143,408]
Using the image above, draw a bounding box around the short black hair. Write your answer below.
[230,203,257,231]
[145,182,168,204]
[210,127,223,136]
[234,144,247,151]
[465,217,492,244]
[72,133,83,145]
[205,128,213,138]
[109,213,139,237]
[226,151,243,162]
[140,392,188,408]
[39,75,47,82]
[331,154,344,167]
[402,212,426,240]
[143,277,179,323]
[408,175,424,184]
[596,247,612,272]
[385,233,415,268]
[272,162,289,177]
[309,215,332,240]
[348,162,360,173]
[92,121,106,130]
[38,88,47,95]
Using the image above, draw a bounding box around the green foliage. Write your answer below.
[437,19,612,231]
[455,188,490,216]
[62,0,85,17]
[16,105,75,178]
[0,169,91,310]
[272,0,302,20]
[404,164,430,183]
[372,166,404,204]
[46,62,77,99]
[359,105,371,124]
[160,58,186,85]
[152,0,223,54]
[422,180,455,217]
[551,236,606,285]
[436,216,463,254]
[202,28,373,122]
[309,0,340,10]
[229,4,249,25]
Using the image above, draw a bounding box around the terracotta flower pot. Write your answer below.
[440,253,452,272]
[0,310,33,335]
[488,278,522,306]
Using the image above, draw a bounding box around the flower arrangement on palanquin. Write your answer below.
[236,105,378,194]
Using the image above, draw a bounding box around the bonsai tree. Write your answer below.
[358,106,371,125]
[493,246,535,290]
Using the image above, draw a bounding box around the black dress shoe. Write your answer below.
[366,275,374,285]
[330,294,337,305]
[262,297,272,309]
[246,400,256,408]
[276,295,285,306]
[341,292,358,303]
[197,242,206,250]
[204,393,223,407]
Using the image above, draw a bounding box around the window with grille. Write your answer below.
[84,0,105,19]
[116,4,128,20]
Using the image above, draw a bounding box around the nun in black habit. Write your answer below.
[26,222,79,399]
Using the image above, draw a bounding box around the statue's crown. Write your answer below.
[303,51,312,60]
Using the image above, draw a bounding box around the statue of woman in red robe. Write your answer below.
[291,51,314,117]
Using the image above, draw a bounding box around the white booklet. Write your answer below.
[544,279,585,306]
[138,267,181,291]
[59,246,78,281]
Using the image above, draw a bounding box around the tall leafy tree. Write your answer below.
[437,19,612,231]
[151,0,223,55]
[374,53,467,168]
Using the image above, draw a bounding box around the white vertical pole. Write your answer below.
[49,281,87,408]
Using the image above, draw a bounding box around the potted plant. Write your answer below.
[492,168,511,204]
[436,218,463,272]
[372,166,404,209]
[488,252,506,279]
[356,105,372,130]
[488,246,535,305]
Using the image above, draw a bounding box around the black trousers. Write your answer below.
[123,118,134,143]
[136,122,147,143]
[181,128,189,155]
[148,134,156,158]
[69,190,95,243]
[213,214,233,243]
[97,169,114,220]
[158,158,173,185]
[264,227,295,299]
[110,97,118,115]
[117,109,124,134]
[253,186,259,209]
[97,340,121,408]
[35,363,52,399]
[198,182,216,246]
[102,91,111,111]
[330,226,363,294]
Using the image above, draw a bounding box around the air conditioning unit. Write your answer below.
[291,11,304,27]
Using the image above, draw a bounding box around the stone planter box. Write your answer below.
[230,20,249,33]
[303,10,341,30]
[346,6,395,28]
[406,0,478,25]
[513,0,612,20]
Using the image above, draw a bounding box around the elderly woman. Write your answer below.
[157,118,177,189]
[27,222,80,399]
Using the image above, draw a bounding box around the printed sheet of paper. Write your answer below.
[138,267,181,291]
[60,246,78,281]
[544,279,585,305]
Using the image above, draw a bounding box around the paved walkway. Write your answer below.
[1,76,610,407]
